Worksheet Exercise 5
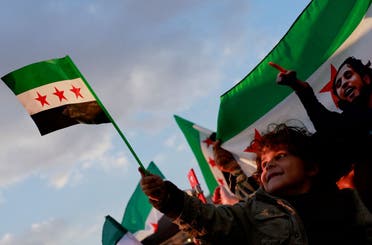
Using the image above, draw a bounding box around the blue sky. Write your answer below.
[0,1,310,244]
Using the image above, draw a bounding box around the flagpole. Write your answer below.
[65,55,146,171]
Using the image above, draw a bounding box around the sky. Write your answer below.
[0,1,310,244]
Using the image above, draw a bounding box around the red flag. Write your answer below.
[187,168,207,204]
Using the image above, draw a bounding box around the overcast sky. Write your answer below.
[0,1,310,244]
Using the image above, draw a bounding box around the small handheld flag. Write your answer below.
[187,168,207,204]
[2,56,146,170]
[174,115,233,194]
[122,162,168,241]
[102,215,142,245]
[1,56,110,135]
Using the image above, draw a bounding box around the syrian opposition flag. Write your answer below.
[216,0,372,175]
[174,115,235,195]
[121,162,177,242]
[1,56,110,135]
[102,215,142,245]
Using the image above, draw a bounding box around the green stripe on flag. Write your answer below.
[217,0,372,142]
[174,115,218,194]
[102,215,128,245]
[122,162,165,233]
[2,56,81,95]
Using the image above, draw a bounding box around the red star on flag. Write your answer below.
[35,92,50,107]
[319,64,339,107]
[244,129,262,153]
[203,137,214,148]
[151,222,158,233]
[53,87,67,102]
[70,85,84,99]
[217,178,225,186]
[208,157,216,167]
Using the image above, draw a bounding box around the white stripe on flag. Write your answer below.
[17,78,96,115]
[116,232,142,245]
[197,128,231,190]
[133,208,163,241]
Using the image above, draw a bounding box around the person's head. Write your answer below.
[332,57,372,105]
[251,123,320,196]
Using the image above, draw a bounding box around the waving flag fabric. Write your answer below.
[121,162,166,241]
[174,115,235,195]
[1,56,110,135]
[102,215,141,245]
[104,162,179,244]
[216,0,372,173]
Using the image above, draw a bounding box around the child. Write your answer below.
[140,123,372,244]
[270,59,372,212]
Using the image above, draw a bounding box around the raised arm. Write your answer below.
[139,167,184,218]
[269,62,309,91]
[138,168,248,243]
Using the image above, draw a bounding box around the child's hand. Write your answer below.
[219,185,239,205]
[139,167,167,202]
[213,140,235,169]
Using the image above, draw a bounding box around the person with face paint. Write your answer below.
[139,123,372,245]
[270,57,372,212]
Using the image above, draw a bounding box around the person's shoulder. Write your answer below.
[244,187,270,204]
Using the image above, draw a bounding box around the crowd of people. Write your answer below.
[138,56,372,244]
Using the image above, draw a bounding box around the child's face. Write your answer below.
[260,146,316,196]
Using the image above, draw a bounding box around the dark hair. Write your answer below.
[332,56,372,97]
[251,122,316,178]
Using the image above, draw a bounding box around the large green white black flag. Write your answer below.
[216,0,372,175]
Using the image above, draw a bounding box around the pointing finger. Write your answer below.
[268,62,287,73]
